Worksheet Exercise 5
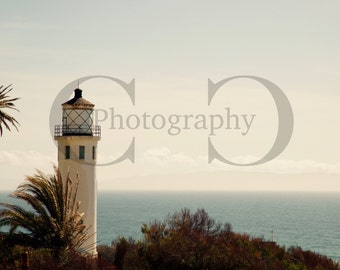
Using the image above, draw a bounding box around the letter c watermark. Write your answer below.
[208,75,294,166]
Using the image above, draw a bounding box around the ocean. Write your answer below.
[1,191,340,262]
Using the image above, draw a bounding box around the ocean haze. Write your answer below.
[99,171,340,192]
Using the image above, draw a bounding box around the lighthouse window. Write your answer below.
[92,146,96,160]
[65,146,70,159]
[79,146,85,160]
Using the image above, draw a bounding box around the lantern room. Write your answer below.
[60,88,97,136]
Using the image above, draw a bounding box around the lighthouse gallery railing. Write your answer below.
[54,125,101,137]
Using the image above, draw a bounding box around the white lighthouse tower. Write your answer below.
[54,88,100,255]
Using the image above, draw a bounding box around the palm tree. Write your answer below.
[0,85,19,136]
[0,166,90,255]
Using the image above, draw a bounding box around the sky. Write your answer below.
[0,0,340,191]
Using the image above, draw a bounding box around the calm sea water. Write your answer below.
[1,192,340,262]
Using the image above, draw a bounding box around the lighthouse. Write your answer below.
[54,88,100,255]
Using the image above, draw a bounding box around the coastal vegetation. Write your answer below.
[100,208,339,270]
[0,167,91,268]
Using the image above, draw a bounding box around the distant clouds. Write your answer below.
[2,148,340,177]
[0,150,55,190]
[142,147,199,167]
[139,147,340,175]
[1,149,340,192]
[0,150,54,169]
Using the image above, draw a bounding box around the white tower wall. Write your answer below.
[56,136,100,255]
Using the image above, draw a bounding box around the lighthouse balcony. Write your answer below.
[54,125,101,137]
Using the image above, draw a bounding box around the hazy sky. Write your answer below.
[1,1,340,191]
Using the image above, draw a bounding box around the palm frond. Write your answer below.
[0,166,91,253]
[0,85,20,136]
